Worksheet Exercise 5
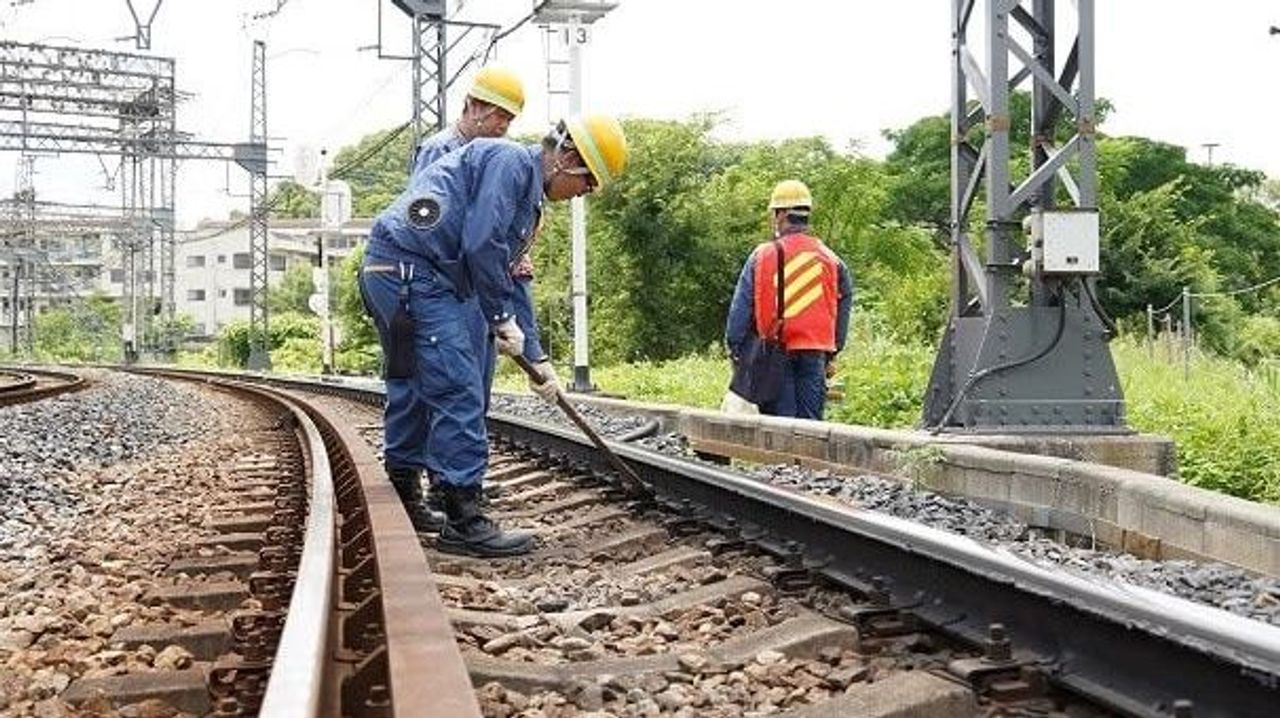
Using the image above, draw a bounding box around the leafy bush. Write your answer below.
[273,336,324,374]
[591,348,731,409]
[825,332,933,429]
[214,311,320,367]
[1233,315,1280,367]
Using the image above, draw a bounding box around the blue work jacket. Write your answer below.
[367,138,544,328]
[411,125,466,176]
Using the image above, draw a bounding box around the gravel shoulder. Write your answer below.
[491,392,1280,625]
[0,372,279,716]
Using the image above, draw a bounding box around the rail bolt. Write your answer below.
[869,576,890,606]
[366,684,392,707]
[984,623,1012,662]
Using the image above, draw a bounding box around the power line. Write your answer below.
[250,0,292,21]
[181,121,411,243]
[330,122,411,180]
[483,1,551,62]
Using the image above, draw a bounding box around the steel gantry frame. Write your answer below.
[922,0,1124,433]
[0,40,268,362]
[380,1,498,165]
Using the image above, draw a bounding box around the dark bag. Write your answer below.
[729,240,788,405]
[385,266,417,379]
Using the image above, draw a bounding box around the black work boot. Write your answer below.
[436,484,533,557]
[425,475,445,513]
[387,467,446,533]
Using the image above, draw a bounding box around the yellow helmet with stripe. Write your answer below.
[769,179,813,211]
[469,66,524,117]
[565,114,629,189]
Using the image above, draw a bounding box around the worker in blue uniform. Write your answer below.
[360,115,629,557]
[726,180,854,420]
[374,66,530,533]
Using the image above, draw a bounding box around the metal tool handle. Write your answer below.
[511,355,648,495]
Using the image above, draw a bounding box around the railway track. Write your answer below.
[0,367,88,407]
[45,368,1280,717]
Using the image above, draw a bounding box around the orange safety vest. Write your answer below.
[752,232,840,352]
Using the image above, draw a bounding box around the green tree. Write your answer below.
[33,293,123,361]
[215,311,321,368]
[330,126,415,217]
[268,180,320,219]
[332,244,380,373]
[269,264,316,315]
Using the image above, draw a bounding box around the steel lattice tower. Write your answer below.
[0,40,271,362]
[412,13,448,141]
[922,0,1123,432]
[243,40,271,370]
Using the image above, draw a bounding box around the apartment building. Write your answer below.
[176,217,371,337]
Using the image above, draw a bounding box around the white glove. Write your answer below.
[527,360,561,404]
[493,317,525,357]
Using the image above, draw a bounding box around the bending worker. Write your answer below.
[725,180,853,420]
[360,115,628,557]
[374,66,550,534]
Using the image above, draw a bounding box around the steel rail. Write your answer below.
[486,410,1280,718]
[129,369,1280,716]
[237,381,335,717]
[0,370,37,393]
[129,367,480,718]
[0,366,87,407]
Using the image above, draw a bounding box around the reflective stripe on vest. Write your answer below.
[752,233,839,352]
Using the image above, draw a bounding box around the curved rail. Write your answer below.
[126,368,1280,717]
[130,367,479,718]
[240,382,335,716]
[0,366,88,407]
[0,369,38,393]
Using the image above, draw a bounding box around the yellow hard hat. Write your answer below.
[769,179,813,210]
[469,66,524,117]
[565,114,629,188]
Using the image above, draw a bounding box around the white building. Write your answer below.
[176,218,370,337]
[1,230,127,352]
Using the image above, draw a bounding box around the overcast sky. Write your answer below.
[2,0,1278,229]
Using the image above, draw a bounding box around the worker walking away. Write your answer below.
[360,115,628,557]
[371,65,528,533]
[725,180,853,420]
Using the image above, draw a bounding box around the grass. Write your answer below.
[1114,339,1280,502]
[533,335,1279,504]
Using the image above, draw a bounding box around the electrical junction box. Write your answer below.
[1029,210,1099,274]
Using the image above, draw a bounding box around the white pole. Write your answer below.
[568,14,591,391]
[318,151,335,374]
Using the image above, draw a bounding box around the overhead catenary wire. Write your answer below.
[180,121,411,244]
[483,0,551,63]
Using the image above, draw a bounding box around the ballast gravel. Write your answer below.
[0,372,209,554]
[0,371,256,715]
[490,392,1280,626]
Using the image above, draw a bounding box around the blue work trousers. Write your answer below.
[759,351,828,420]
[359,261,489,488]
